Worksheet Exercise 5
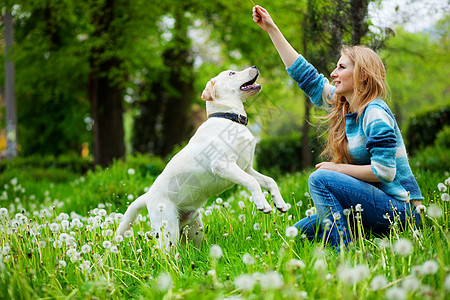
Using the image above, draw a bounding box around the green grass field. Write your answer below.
[0,159,449,299]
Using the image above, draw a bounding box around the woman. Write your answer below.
[252,6,423,250]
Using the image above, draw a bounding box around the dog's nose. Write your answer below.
[251,65,257,69]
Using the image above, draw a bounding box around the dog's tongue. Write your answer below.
[240,83,261,91]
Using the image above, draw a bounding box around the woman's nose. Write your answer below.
[330,69,337,78]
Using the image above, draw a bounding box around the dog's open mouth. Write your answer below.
[240,74,261,91]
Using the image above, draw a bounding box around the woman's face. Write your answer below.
[331,54,355,101]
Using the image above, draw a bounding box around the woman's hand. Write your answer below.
[252,5,276,32]
[316,162,381,183]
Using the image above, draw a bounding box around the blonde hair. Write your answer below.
[321,45,387,163]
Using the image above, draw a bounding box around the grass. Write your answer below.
[0,158,449,299]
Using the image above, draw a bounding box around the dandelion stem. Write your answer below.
[249,0,256,6]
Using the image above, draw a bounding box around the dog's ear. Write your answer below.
[201,80,215,101]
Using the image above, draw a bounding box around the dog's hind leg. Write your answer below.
[179,210,203,248]
[148,198,179,253]
[115,194,148,237]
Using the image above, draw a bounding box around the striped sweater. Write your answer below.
[286,55,423,201]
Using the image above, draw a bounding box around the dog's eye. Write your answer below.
[229,72,236,76]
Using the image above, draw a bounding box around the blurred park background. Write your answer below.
[0,0,449,176]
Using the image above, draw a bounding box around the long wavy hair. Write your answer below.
[321,45,387,163]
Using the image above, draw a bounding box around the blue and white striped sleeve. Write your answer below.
[286,55,333,110]
[363,106,397,182]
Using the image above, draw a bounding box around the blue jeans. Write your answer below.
[294,169,420,250]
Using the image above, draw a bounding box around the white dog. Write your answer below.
[115,66,289,251]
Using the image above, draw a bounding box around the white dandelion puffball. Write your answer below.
[394,238,413,256]
[415,204,426,214]
[216,198,223,204]
[260,271,284,290]
[253,223,261,231]
[370,275,388,291]
[242,253,255,265]
[427,204,443,218]
[386,287,406,300]
[234,274,256,291]
[287,259,305,271]
[127,168,135,175]
[355,204,364,212]
[124,230,133,238]
[285,226,298,238]
[210,244,223,259]
[445,274,450,292]
[81,244,92,254]
[442,193,449,202]
[437,182,446,192]
[102,241,112,249]
[110,245,119,254]
[156,273,172,292]
[157,203,166,212]
[421,260,439,275]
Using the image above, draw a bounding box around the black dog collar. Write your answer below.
[208,113,248,126]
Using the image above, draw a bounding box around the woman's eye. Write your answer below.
[229,71,236,76]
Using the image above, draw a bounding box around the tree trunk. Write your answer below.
[89,0,125,167]
[4,7,18,159]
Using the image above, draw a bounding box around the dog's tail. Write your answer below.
[115,194,147,237]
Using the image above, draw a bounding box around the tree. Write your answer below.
[132,1,195,157]
[3,3,17,159]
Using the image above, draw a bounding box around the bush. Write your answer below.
[405,104,450,155]
[256,132,324,174]
[409,128,450,174]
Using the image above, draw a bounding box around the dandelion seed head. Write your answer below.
[445,177,450,186]
[401,276,420,291]
[242,253,255,265]
[386,287,406,300]
[370,275,388,291]
[127,168,135,175]
[216,198,223,205]
[441,193,449,202]
[355,204,363,212]
[81,244,92,254]
[445,274,450,292]
[415,205,426,214]
[333,212,341,220]
[421,260,439,275]
[124,230,133,238]
[394,238,413,256]
[427,204,443,218]
[253,223,261,231]
[110,245,119,254]
[0,208,8,216]
[234,274,256,291]
[102,241,112,249]
[58,260,67,268]
[210,244,223,259]
[260,271,284,290]
[114,235,124,243]
[287,259,305,271]
[157,203,166,212]
[156,273,172,292]
[437,182,447,192]
[285,226,298,238]
[314,259,327,272]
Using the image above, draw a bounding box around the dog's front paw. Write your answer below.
[272,194,290,213]
[253,195,273,214]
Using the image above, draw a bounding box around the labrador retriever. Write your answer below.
[115,66,289,251]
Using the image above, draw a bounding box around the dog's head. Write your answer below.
[201,66,262,102]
